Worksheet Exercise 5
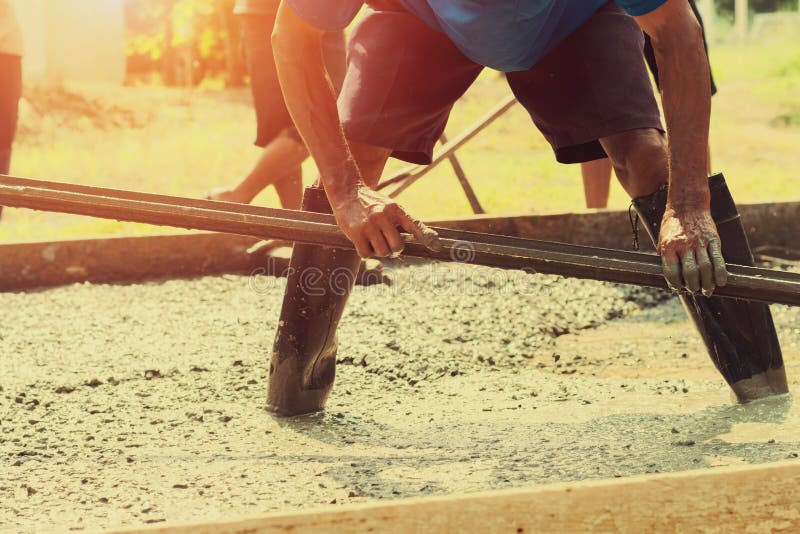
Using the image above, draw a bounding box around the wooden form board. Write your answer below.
[112,460,800,534]
[0,232,390,292]
[0,232,270,291]
[431,199,800,253]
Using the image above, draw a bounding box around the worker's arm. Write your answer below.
[272,1,438,258]
[634,0,727,295]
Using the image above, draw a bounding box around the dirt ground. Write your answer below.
[1,261,799,533]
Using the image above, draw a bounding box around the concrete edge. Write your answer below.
[106,459,800,534]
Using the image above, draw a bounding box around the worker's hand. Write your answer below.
[331,185,441,259]
[658,207,728,296]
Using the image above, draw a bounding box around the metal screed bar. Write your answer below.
[0,175,798,307]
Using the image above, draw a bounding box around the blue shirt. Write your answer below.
[286,0,667,72]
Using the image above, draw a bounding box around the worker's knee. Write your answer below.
[600,128,668,198]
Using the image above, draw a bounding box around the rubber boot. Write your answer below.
[267,186,362,416]
[632,173,788,401]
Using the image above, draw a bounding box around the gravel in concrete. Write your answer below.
[1,262,799,532]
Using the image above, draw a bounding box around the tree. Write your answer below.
[125,0,244,87]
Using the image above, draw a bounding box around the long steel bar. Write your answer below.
[0,175,798,307]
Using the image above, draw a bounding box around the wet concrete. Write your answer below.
[1,262,798,532]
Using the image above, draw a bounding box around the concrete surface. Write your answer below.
[1,262,798,532]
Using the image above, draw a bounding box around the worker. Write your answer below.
[206,0,345,209]
[580,0,718,209]
[0,0,22,178]
[265,0,786,416]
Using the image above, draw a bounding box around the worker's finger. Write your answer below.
[377,217,406,257]
[696,245,715,296]
[661,251,682,291]
[363,224,390,258]
[708,238,728,287]
[352,233,373,259]
[391,205,442,252]
[681,249,700,294]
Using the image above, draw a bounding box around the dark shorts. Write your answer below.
[0,53,22,154]
[240,10,346,147]
[340,1,663,165]
[643,0,717,96]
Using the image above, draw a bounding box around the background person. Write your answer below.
[0,0,22,221]
[0,0,22,176]
[206,0,345,209]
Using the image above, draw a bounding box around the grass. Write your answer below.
[2,31,799,243]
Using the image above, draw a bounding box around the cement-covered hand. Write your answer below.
[332,184,441,259]
[658,207,728,295]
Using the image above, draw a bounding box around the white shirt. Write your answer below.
[0,0,23,57]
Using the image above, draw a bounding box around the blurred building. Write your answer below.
[10,0,125,83]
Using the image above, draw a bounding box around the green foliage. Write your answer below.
[772,55,800,78]
[715,0,798,17]
[125,0,239,85]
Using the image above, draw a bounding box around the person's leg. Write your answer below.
[580,158,612,209]
[0,53,21,175]
[582,0,716,211]
[630,175,787,400]
[267,142,391,416]
[209,11,287,202]
[599,128,669,199]
[506,4,663,168]
[208,11,347,207]
[208,129,308,204]
[0,148,10,175]
[267,0,482,416]
[273,165,303,210]
[0,53,22,221]
[337,2,482,166]
[508,2,786,400]
[600,128,788,401]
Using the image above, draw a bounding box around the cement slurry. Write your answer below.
[1,262,798,532]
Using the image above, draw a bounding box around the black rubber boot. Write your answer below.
[267,186,362,416]
[632,173,788,401]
